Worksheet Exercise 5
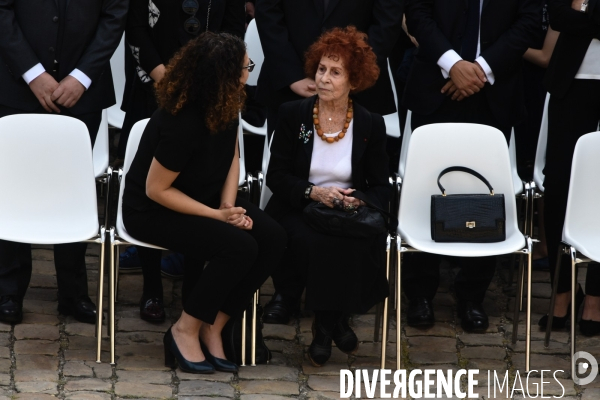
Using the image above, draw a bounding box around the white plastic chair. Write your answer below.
[107,34,126,129]
[382,59,401,139]
[93,110,113,230]
[241,19,267,136]
[257,132,274,211]
[533,93,550,193]
[395,123,533,371]
[543,132,600,382]
[0,114,106,363]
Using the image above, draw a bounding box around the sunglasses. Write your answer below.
[182,0,201,34]
[243,59,255,73]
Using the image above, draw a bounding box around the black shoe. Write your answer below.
[164,327,214,374]
[200,341,238,372]
[263,292,299,325]
[140,296,165,322]
[58,297,96,324]
[407,297,435,327]
[458,301,489,332]
[332,315,359,355]
[538,286,585,330]
[308,317,333,367]
[579,319,600,337]
[0,296,22,324]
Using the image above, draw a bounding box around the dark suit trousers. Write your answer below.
[0,105,101,302]
[545,80,600,296]
[404,91,510,303]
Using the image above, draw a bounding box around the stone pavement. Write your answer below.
[2,243,600,399]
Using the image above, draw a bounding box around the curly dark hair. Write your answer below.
[304,26,379,94]
[155,32,247,133]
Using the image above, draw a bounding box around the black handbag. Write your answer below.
[430,166,506,243]
[221,303,271,366]
[303,191,394,238]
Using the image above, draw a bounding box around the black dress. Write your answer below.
[265,97,390,313]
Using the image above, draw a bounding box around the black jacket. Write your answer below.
[544,0,600,98]
[265,96,391,221]
[403,0,542,126]
[254,0,403,115]
[0,0,128,114]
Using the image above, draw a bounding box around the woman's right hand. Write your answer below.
[215,206,246,223]
[309,186,346,208]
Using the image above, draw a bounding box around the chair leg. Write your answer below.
[569,246,578,381]
[519,254,526,312]
[109,228,116,365]
[545,246,564,347]
[512,249,526,344]
[525,238,533,373]
[114,246,120,303]
[103,167,112,230]
[241,309,247,366]
[95,227,106,363]
[396,236,402,371]
[251,289,258,367]
[380,235,392,370]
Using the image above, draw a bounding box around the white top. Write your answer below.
[575,39,600,80]
[309,120,353,188]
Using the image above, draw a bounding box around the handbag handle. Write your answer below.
[351,190,399,232]
[437,166,495,196]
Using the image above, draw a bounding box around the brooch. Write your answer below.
[299,123,312,144]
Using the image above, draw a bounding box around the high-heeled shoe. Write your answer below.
[163,327,215,374]
[200,341,238,373]
[538,286,585,329]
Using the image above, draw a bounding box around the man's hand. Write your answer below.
[29,72,61,113]
[571,0,585,10]
[51,76,85,108]
[290,78,317,97]
[445,61,487,98]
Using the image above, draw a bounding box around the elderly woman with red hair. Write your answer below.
[264,26,390,367]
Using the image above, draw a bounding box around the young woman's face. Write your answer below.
[240,53,250,85]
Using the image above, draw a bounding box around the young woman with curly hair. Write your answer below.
[121,32,286,374]
[263,26,390,366]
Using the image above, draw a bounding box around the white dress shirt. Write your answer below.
[22,63,91,89]
[436,0,495,84]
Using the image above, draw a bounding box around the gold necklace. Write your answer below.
[313,97,353,144]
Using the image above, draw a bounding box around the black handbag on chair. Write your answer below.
[430,166,506,243]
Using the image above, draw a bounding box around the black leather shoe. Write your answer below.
[407,297,434,327]
[458,301,489,332]
[308,318,333,367]
[140,297,166,322]
[0,296,22,324]
[538,285,585,330]
[58,297,96,324]
[332,315,359,355]
[164,327,214,374]
[263,292,299,325]
[200,341,238,372]
[580,319,600,337]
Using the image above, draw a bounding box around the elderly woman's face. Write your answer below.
[315,55,352,103]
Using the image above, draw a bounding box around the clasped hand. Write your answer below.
[310,186,363,211]
[218,202,253,230]
[29,73,85,112]
[441,61,487,101]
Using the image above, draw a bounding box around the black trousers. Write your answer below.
[404,92,510,304]
[545,79,600,295]
[0,104,101,302]
[123,198,286,323]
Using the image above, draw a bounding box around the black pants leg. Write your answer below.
[404,92,509,304]
[124,198,286,323]
[544,80,600,294]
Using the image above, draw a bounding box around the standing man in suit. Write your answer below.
[402,0,541,332]
[0,0,128,323]
[254,0,403,324]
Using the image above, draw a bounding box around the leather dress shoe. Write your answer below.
[332,315,359,354]
[538,285,585,330]
[0,296,23,323]
[458,301,489,332]
[140,297,166,322]
[407,297,434,327]
[58,297,96,324]
[309,319,333,367]
[263,292,299,325]
[580,319,600,337]
[200,341,238,372]
[164,327,214,374]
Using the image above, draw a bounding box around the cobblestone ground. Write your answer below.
[2,233,600,398]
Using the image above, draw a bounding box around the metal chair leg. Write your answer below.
[569,246,577,381]
[512,247,526,344]
[95,227,106,363]
[109,228,116,365]
[519,253,526,311]
[114,246,120,303]
[241,309,247,366]
[103,167,112,230]
[380,235,392,369]
[525,237,533,372]
[396,236,402,370]
[251,290,258,366]
[545,246,564,347]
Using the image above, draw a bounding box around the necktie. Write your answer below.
[461,0,480,62]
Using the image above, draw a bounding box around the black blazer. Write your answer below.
[254,0,403,115]
[544,0,600,98]
[264,96,391,222]
[403,0,541,126]
[0,0,128,114]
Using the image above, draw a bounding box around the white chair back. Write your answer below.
[93,109,109,178]
[382,59,401,138]
[258,133,274,210]
[244,19,264,86]
[398,123,524,256]
[0,114,98,244]
[238,113,248,186]
[533,93,550,192]
[107,34,126,129]
[509,129,524,195]
[563,132,600,261]
[398,110,412,179]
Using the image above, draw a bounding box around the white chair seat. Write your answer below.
[382,59,400,138]
[509,129,524,196]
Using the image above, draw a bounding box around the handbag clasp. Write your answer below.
[466,221,476,228]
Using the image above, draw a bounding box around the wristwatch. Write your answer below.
[304,185,314,199]
[581,0,589,12]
